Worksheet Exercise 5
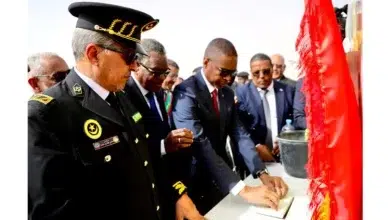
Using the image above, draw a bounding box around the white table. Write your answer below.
[205,163,311,220]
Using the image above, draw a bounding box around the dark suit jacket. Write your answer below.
[28,70,163,220]
[235,81,294,146]
[171,72,266,195]
[124,78,190,206]
[278,75,297,88]
[293,77,307,130]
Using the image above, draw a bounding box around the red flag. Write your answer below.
[295,0,362,219]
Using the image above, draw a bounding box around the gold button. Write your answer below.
[144,161,148,166]
[156,206,160,211]
[135,138,139,144]
[104,155,111,162]
[146,133,149,139]
[152,183,155,189]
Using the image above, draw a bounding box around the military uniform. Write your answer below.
[28,71,170,219]
[28,2,168,220]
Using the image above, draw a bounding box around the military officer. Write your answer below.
[28,2,178,220]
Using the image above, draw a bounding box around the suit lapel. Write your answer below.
[218,88,227,138]
[195,72,218,118]
[274,82,285,131]
[64,70,124,127]
[249,82,266,121]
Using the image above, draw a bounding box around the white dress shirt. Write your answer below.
[200,68,246,196]
[131,75,167,156]
[258,81,278,146]
[74,67,109,100]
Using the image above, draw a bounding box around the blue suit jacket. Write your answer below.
[235,81,294,146]
[293,77,307,130]
[171,72,265,195]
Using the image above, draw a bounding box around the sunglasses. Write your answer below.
[252,68,272,77]
[36,69,70,83]
[217,67,237,77]
[98,45,138,65]
[139,62,170,79]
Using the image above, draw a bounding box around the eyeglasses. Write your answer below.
[209,59,237,77]
[98,44,138,65]
[252,68,272,77]
[36,69,70,83]
[138,62,170,79]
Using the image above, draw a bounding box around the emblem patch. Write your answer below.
[72,83,83,96]
[84,119,102,139]
[30,94,53,105]
[132,112,142,123]
[93,135,120,150]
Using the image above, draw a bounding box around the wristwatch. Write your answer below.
[257,168,269,177]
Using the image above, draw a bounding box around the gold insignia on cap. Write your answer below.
[84,119,102,140]
[132,112,142,123]
[72,83,83,96]
[30,94,54,105]
[94,18,140,43]
[141,20,159,32]
[172,181,187,195]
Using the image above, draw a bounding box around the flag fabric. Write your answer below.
[295,0,363,219]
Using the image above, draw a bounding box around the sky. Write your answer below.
[28,0,349,79]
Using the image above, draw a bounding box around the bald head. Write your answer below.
[204,38,238,59]
[271,54,286,80]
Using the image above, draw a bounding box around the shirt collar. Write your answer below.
[74,67,109,100]
[200,68,217,94]
[257,80,274,92]
[131,75,150,96]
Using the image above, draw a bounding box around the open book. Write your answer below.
[245,195,294,219]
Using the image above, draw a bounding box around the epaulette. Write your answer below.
[29,94,54,105]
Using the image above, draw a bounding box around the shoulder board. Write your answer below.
[29,94,54,105]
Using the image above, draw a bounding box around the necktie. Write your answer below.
[211,89,220,117]
[106,92,122,115]
[146,92,162,121]
[261,89,273,150]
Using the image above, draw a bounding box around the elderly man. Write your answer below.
[124,38,203,220]
[28,2,174,220]
[271,54,296,87]
[171,38,289,214]
[27,52,69,93]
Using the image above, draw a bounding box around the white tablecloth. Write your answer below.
[205,163,311,220]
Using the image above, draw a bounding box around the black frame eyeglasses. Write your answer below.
[35,69,70,83]
[138,62,170,79]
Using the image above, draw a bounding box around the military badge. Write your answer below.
[29,94,53,105]
[92,135,120,150]
[132,112,142,123]
[84,119,102,139]
[72,83,83,96]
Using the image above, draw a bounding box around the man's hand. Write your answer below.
[239,185,280,210]
[272,141,280,156]
[259,174,289,199]
[165,128,194,153]
[175,193,204,220]
[255,144,275,162]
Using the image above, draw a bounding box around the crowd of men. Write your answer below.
[28,2,307,220]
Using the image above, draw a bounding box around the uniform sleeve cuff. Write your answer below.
[230,180,246,196]
[160,139,167,156]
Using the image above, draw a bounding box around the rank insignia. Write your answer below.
[29,94,53,105]
[72,83,83,96]
[84,119,102,139]
[173,181,187,195]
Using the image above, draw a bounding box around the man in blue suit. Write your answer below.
[293,77,307,130]
[236,53,294,162]
[124,39,203,220]
[171,38,288,214]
